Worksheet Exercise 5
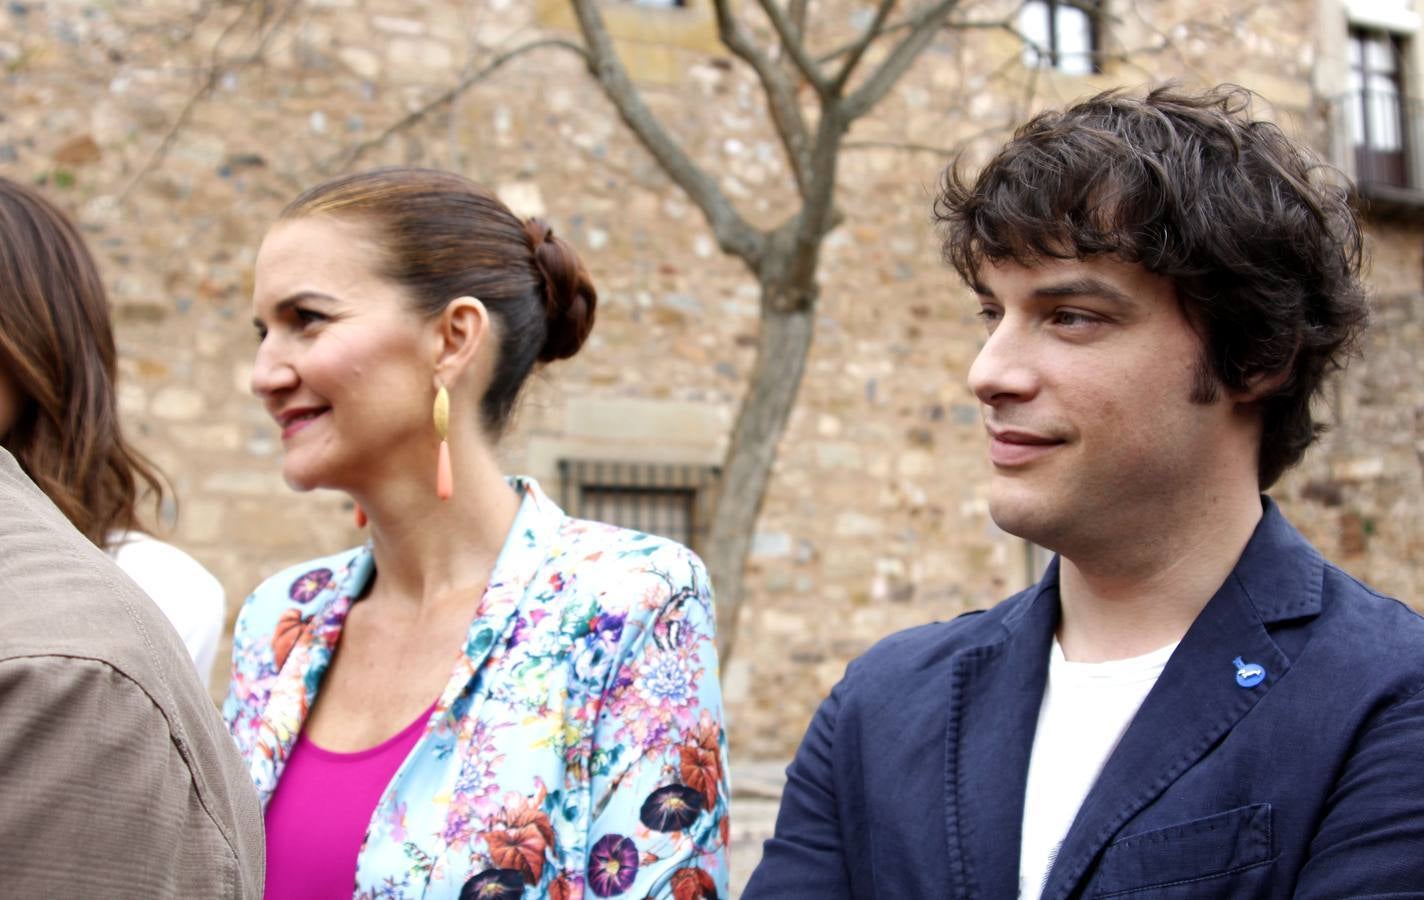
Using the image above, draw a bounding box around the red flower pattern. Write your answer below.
[680,714,723,810]
[482,790,556,884]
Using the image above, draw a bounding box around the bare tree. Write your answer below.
[564,0,973,659]
[100,0,1273,663]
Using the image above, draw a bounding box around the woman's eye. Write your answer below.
[294,308,326,326]
[975,307,1002,324]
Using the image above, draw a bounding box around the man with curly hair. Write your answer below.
[746,86,1424,898]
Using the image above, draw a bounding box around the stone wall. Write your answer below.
[2,0,1419,760]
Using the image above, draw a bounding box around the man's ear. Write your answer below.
[1237,366,1292,404]
[432,296,490,384]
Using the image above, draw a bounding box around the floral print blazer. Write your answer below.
[224,478,729,899]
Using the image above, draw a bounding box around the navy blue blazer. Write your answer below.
[744,500,1424,898]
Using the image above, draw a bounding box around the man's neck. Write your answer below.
[1055,487,1265,663]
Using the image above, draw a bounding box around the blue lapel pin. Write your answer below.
[1234,656,1266,688]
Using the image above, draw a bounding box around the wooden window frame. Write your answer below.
[1350,26,1411,189]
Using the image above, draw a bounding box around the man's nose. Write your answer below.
[967,319,1038,406]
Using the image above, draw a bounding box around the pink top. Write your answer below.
[263,703,435,900]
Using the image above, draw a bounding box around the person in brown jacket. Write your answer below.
[0,446,264,897]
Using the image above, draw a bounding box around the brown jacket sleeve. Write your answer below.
[0,654,262,897]
[0,447,263,898]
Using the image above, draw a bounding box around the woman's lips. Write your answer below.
[279,408,327,439]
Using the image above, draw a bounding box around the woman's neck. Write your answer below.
[355,440,521,611]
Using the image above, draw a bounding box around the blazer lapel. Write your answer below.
[251,550,371,806]
[945,568,1060,900]
[1042,500,1322,900]
[429,477,566,726]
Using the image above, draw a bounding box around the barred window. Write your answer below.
[558,459,720,551]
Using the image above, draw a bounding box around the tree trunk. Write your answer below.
[704,285,816,660]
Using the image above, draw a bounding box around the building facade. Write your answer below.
[3,0,1421,760]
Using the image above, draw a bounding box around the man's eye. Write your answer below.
[1052,309,1097,327]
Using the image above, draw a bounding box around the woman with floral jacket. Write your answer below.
[225,168,728,899]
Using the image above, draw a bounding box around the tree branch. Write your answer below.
[788,0,809,38]
[569,0,764,268]
[830,0,897,92]
[818,19,914,64]
[843,0,961,121]
[754,0,830,95]
[769,108,846,316]
[327,39,589,172]
[818,12,1001,67]
[711,0,812,196]
[843,138,955,157]
[120,0,297,202]
[843,107,1030,161]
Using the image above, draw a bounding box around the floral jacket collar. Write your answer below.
[248,476,562,803]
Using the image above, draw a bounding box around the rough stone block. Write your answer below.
[834,512,882,537]
[386,36,454,76]
[151,386,207,420]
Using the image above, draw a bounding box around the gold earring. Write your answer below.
[434,383,452,501]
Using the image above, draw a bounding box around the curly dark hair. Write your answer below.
[935,84,1369,488]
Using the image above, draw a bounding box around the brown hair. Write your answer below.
[281,167,598,433]
[936,85,1369,487]
[0,176,167,547]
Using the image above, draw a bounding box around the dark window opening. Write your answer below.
[1021,0,1100,75]
[558,459,720,551]
[1350,27,1409,188]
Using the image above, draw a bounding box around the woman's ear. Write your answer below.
[432,296,490,385]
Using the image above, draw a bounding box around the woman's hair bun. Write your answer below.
[523,217,597,363]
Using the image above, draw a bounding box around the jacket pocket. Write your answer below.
[1091,803,1275,897]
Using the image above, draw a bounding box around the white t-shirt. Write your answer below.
[107,531,225,686]
[1018,638,1178,899]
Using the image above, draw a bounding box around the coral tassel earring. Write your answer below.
[434,383,453,501]
[354,504,368,528]
[436,440,453,500]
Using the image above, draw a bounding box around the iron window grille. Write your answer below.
[558,459,721,551]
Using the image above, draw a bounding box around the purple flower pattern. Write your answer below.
[587,834,640,897]
[287,567,332,603]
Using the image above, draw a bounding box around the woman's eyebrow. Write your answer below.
[252,290,340,328]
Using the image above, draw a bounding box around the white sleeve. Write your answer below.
[109,533,226,687]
